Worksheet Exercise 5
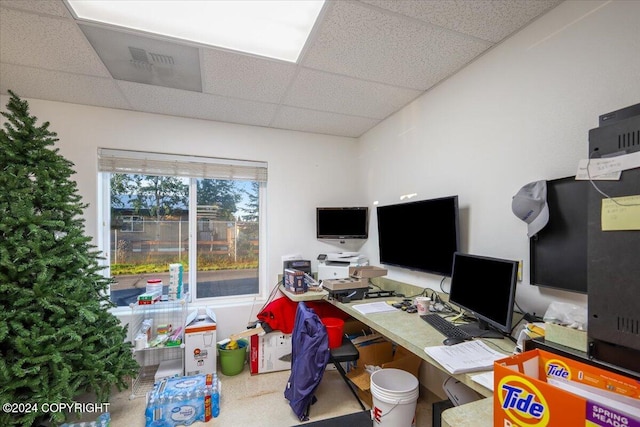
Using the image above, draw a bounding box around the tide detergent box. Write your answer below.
[493,349,640,427]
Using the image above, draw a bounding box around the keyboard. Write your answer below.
[420,314,472,340]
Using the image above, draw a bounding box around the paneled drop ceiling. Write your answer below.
[0,0,562,138]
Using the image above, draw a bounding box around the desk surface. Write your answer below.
[331,298,515,399]
[279,281,513,426]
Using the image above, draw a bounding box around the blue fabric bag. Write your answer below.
[284,301,330,421]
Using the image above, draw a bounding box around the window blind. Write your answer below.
[97,148,267,182]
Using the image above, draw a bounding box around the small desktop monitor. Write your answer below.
[448,252,518,338]
[316,207,368,240]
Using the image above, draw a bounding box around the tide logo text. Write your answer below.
[501,385,544,418]
[497,375,550,427]
[545,359,572,380]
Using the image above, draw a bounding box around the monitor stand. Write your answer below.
[457,320,505,339]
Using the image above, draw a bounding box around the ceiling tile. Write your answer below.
[0,63,131,109]
[117,81,278,127]
[0,0,71,18]
[0,0,564,138]
[79,24,202,92]
[360,0,563,43]
[302,0,491,90]
[0,7,110,76]
[201,48,297,103]
[284,68,421,119]
[272,106,380,138]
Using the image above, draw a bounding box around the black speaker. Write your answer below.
[587,105,640,374]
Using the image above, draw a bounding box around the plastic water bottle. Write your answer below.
[211,381,220,417]
[144,393,157,425]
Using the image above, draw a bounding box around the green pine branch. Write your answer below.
[1,91,139,427]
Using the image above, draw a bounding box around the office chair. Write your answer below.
[328,335,367,411]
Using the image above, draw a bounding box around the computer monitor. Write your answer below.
[448,252,518,339]
[376,196,460,276]
[316,207,369,240]
[530,176,588,294]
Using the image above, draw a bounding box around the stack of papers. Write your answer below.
[424,340,507,374]
[352,301,397,315]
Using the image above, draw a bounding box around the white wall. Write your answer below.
[357,0,640,317]
[3,0,640,337]
[0,97,362,338]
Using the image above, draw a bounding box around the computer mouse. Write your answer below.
[443,337,467,346]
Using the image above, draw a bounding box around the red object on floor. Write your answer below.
[257,296,349,334]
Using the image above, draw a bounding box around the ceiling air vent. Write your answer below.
[79,23,202,92]
[148,52,175,65]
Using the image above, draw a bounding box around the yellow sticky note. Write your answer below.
[601,195,640,231]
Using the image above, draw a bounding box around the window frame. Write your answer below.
[97,149,268,310]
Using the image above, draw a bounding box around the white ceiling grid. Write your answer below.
[0,0,562,138]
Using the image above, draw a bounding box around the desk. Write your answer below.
[279,284,328,301]
[279,278,515,426]
[329,297,514,427]
[331,298,515,399]
[440,397,493,427]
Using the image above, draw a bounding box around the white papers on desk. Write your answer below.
[424,340,507,374]
[470,371,494,391]
[352,301,397,315]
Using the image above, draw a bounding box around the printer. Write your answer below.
[317,252,369,281]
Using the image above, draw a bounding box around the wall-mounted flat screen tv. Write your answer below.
[316,207,369,240]
[530,176,588,293]
[376,196,460,276]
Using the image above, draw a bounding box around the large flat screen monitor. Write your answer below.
[316,207,368,240]
[530,176,588,293]
[448,252,518,338]
[376,196,459,276]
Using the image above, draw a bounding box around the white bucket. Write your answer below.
[370,368,419,427]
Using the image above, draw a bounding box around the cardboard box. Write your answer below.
[250,331,293,374]
[343,318,370,337]
[494,349,640,427]
[545,322,588,352]
[349,265,388,279]
[284,268,307,294]
[346,334,422,407]
[322,277,367,291]
[184,313,217,376]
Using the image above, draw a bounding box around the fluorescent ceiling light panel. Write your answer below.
[66,0,325,62]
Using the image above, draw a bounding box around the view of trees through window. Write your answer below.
[108,173,260,306]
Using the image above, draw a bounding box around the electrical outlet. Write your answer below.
[518,260,523,282]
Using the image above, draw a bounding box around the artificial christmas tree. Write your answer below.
[0,91,139,426]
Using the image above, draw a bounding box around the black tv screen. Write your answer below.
[316,207,368,239]
[530,176,588,293]
[376,196,460,276]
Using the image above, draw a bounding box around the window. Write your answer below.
[120,215,144,232]
[98,149,267,307]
